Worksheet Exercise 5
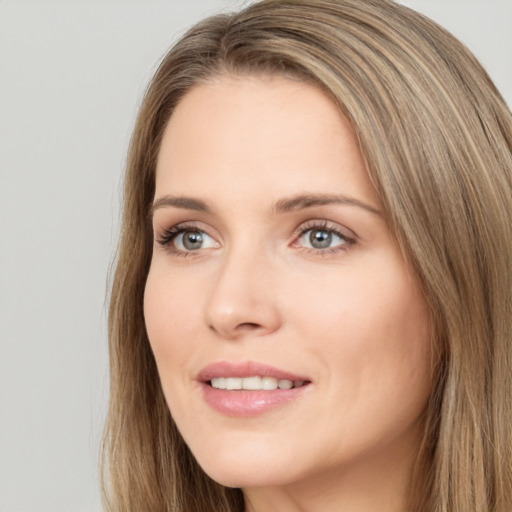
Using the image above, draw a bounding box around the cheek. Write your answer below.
[143,268,206,431]
[291,256,432,397]
[143,268,200,372]
[303,253,429,343]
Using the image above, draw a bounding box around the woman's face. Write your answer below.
[144,75,432,495]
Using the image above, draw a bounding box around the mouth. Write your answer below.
[208,376,308,390]
[197,361,312,416]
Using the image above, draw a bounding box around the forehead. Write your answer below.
[155,74,378,207]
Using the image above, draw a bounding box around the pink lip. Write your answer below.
[197,361,311,417]
[197,360,309,382]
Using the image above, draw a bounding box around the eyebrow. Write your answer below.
[273,193,381,216]
[150,193,381,217]
[150,195,212,216]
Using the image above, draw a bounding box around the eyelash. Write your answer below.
[156,220,356,257]
[292,220,356,255]
[156,222,208,257]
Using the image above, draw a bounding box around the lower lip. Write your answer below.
[200,382,310,417]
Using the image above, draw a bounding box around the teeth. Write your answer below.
[278,379,293,389]
[242,376,262,390]
[211,377,226,389]
[226,377,242,390]
[262,377,278,390]
[210,376,305,390]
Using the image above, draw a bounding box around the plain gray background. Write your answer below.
[0,1,510,511]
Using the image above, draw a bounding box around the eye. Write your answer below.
[299,228,346,249]
[157,224,219,254]
[175,230,217,251]
[293,221,355,253]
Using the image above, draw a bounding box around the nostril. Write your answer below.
[208,322,260,334]
[237,322,261,330]
[208,321,263,339]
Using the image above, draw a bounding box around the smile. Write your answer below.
[210,376,306,390]
[198,362,312,416]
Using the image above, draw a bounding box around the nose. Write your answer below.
[204,248,282,340]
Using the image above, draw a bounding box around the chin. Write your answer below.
[202,464,294,489]
[192,443,301,489]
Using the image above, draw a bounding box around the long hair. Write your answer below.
[102,1,512,510]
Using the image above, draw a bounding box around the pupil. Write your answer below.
[183,231,203,250]
[310,229,331,249]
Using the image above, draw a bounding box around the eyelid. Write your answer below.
[154,218,356,257]
[155,221,220,251]
[291,219,357,241]
[290,219,357,255]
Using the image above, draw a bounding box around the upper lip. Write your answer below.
[197,361,310,383]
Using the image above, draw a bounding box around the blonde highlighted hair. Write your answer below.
[102,1,512,510]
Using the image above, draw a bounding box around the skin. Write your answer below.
[144,75,433,512]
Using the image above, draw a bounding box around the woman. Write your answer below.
[102,0,512,511]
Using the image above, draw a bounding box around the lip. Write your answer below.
[197,361,312,417]
[197,360,309,382]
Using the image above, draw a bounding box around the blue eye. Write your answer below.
[157,225,219,254]
[295,224,354,252]
[173,230,217,251]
